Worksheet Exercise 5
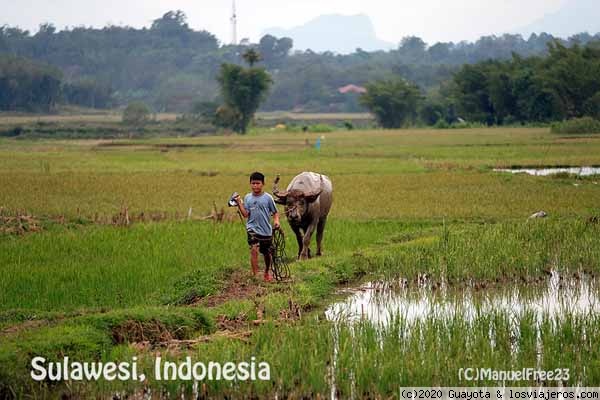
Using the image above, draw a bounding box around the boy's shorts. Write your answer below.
[247,231,273,255]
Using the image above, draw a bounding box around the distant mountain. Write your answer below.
[262,14,394,54]
[519,0,600,38]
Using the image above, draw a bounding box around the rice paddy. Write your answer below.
[1,122,600,397]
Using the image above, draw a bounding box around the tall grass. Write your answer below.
[330,311,600,392]
[29,311,597,398]
[313,218,600,287]
[2,217,597,313]
[0,219,409,312]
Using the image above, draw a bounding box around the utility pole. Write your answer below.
[230,0,238,45]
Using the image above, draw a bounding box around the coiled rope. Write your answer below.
[271,227,291,281]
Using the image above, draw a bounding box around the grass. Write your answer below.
[1,128,599,219]
[9,312,597,397]
[1,123,600,397]
[331,312,600,391]
[1,307,213,398]
[5,170,600,220]
[2,217,599,395]
[0,219,409,312]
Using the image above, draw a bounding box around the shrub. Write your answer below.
[551,117,600,134]
[433,119,450,129]
[450,121,487,129]
[122,101,151,125]
[0,126,24,137]
[309,124,335,133]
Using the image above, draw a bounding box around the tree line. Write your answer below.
[361,41,600,128]
[1,10,599,113]
[0,56,62,112]
[451,41,600,124]
[0,55,114,112]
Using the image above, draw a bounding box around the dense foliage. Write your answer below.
[1,10,599,113]
[0,56,61,112]
[449,42,600,125]
[360,79,422,128]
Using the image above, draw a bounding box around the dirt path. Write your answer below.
[196,270,270,308]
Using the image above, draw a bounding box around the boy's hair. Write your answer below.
[249,172,265,183]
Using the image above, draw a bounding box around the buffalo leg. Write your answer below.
[300,222,317,260]
[316,217,327,256]
[292,226,303,259]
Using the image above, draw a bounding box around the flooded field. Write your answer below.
[326,271,600,327]
[494,166,600,176]
[324,273,600,391]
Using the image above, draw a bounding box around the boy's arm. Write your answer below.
[234,195,249,218]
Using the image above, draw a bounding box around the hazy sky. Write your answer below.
[1,0,567,45]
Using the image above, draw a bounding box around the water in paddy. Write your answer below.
[325,271,599,327]
[493,166,600,177]
[324,272,598,396]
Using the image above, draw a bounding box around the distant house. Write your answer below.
[338,84,367,94]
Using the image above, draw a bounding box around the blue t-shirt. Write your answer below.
[244,192,278,236]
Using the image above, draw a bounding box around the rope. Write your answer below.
[271,227,291,281]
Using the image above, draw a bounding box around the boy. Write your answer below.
[234,172,280,282]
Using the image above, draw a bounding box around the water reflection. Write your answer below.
[325,271,600,326]
[493,167,600,176]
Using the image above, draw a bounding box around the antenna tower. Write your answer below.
[230,0,238,45]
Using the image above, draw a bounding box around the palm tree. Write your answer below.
[242,48,262,67]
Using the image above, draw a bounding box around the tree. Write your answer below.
[419,100,446,125]
[63,79,113,109]
[0,55,62,112]
[542,41,600,118]
[360,78,422,128]
[216,50,272,134]
[584,92,600,119]
[151,10,189,36]
[487,68,517,124]
[398,36,427,62]
[242,48,261,67]
[428,42,451,63]
[258,35,293,67]
[2,14,598,115]
[451,63,495,124]
[122,101,151,125]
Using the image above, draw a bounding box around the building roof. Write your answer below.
[338,84,367,94]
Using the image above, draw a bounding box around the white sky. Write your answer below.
[0,0,567,46]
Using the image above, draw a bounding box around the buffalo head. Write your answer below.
[272,174,322,224]
[273,189,321,223]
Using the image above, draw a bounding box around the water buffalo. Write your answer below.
[272,172,333,260]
